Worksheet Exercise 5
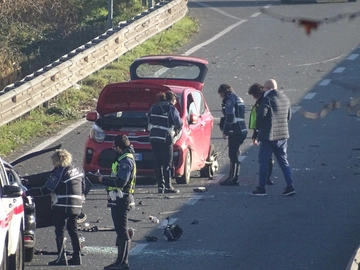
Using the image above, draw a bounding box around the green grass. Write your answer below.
[0,15,199,157]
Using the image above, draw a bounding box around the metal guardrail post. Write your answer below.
[108,0,114,29]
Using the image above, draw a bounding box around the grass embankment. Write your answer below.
[0,7,198,157]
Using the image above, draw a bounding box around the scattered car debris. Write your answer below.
[193,187,207,193]
[149,215,160,224]
[191,219,199,225]
[145,236,158,242]
[163,224,183,241]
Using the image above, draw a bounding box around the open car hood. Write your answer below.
[96,81,173,116]
[129,55,208,91]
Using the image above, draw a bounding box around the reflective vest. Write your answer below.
[249,105,257,129]
[107,153,136,194]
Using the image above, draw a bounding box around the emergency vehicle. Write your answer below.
[0,158,25,269]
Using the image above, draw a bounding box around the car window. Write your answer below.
[186,94,198,122]
[192,91,206,115]
[0,160,8,187]
[135,62,201,80]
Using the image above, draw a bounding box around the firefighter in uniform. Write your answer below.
[25,149,84,266]
[148,91,183,194]
[95,134,136,270]
[218,84,248,186]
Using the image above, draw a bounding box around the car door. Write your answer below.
[185,91,207,167]
[192,91,213,161]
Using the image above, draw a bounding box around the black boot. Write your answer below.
[220,163,235,185]
[164,166,179,193]
[220,163,240,186]
[104,239,131,270]
[68,251,82,265]
[48,237,68,265]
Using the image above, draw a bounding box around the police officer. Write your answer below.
[95,134,136,270]
[148,91,183,194]
[25,149,84,266]
[218,84,248,186]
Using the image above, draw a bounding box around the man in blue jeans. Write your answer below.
[251,79,295,196]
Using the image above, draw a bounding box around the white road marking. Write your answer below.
[319,79,331,86]
[13,118,88,160]
[291,106,301,113]
[193,1,241,20]
[251,12,261,18]
[304,93,316,99]
[333,67,345,73]
[184,20,247,56]
[346,54,359,60]
[130,244,148,255]
[186,195,203,205]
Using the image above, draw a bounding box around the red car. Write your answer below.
[83,55,218,184]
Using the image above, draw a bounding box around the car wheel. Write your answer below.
[25,247,34,263]
[200,144,219,179]
[9,228,24,270]
[0,237,8,270]
[176,150,191,184]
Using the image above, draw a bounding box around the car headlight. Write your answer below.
[89,124,106,143]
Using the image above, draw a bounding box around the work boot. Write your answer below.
[220,163,240,186]
[48,237,68,265]
[157,186,164,194]
[164,187,180,193]
[220,163,237,186]
[104,239,131,270]
[68,251,82,265]
[220,163,234,184]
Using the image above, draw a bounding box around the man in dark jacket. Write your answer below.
[25,149,84,266]
[218,84,248,186]
[148,91,183,193]
[96,134,136,270]
[251,79,295,196]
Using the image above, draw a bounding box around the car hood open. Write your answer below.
[96,81,173,116]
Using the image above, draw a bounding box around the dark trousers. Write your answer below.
[258,139,293,188]
[228,132,247,163]
[111,195,132,242]
[151,141,173,188]
[52,211,81,252]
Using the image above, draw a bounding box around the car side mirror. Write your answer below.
[3,185,22,198]
[86,112,98,122]
[189,114,199,124]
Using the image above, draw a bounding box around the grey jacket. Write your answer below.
[256,90,291,141]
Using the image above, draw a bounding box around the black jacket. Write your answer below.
[148,101,183,144]
[26,165,84,215]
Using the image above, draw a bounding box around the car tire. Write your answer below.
[25,247,34,263]
[200,144,219,178]
[176,150,191,184]
[9,228,24,270]
[0,237,8,270]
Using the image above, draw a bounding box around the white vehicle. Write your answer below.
[0,158,25,270]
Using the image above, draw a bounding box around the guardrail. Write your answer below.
[0,0,188,128]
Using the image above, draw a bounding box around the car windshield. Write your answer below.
[135,62,201,80]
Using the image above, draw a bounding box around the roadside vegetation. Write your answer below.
[0,0,199,157]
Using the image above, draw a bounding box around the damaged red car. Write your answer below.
[83,55,219,184]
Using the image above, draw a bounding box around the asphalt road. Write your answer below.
[12,0,360,269]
